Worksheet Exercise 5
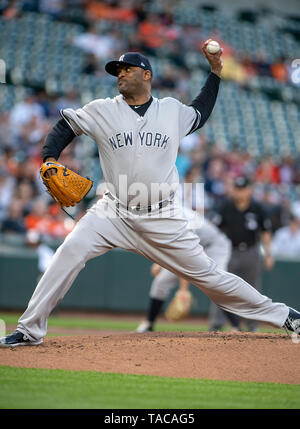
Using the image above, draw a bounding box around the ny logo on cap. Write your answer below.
[141,62,145,66]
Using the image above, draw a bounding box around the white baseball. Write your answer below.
[206,40,220,54]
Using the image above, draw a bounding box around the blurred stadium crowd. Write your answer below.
[1,0,300,256]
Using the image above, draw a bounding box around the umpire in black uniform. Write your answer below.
[214,176,274,332]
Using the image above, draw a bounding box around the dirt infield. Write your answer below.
[1,331,299,384]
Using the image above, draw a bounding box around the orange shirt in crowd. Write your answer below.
[87,2,136,22]
[138,21,166,49]
[25,212,72,239]
[270,63,288,82]
[255,162,280,184]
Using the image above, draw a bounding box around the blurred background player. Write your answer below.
[136,207,240,333]
[213,176,274,332]
[25,230,54,281]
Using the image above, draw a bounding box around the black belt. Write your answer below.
[233,243,257,251]
[105,192,174,214]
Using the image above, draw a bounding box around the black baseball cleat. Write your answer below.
[0,330,43,347]
[284,308,300,335]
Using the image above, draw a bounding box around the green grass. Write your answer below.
[0,366,299,409]
[0,312,209,332]
[0,312,283,334]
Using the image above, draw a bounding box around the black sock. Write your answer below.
[223,310,240,329]
[148,298,165,324]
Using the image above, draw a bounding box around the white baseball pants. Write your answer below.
[17,196,289,341]
[150,240,231,301]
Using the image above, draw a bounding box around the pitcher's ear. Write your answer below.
[143,70,152,82]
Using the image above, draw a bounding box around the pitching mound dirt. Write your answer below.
[0,331,299,384]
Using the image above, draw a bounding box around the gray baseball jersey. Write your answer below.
[61,95,201,205]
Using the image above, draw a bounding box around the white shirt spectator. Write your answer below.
[271,223,300,258]
[180,132,200,152]
[37,244,55,273]
[10,98,44,134]
[39,0,64,15]
[73,33,115,58]
[0,175,15,221]
[291,201,300,220]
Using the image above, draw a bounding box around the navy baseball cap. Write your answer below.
[105,52,153,77]
[234,176,252,188]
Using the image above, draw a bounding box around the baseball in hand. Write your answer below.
[206,40,220,54]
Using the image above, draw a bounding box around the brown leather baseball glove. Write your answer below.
[165,289,193,322]
[40,161,93,207]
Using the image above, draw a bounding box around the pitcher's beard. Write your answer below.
[118,85,134,99]
[118,81,145,101]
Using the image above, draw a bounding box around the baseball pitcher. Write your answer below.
[1,40,299,347]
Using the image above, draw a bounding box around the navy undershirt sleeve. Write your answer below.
[42,118,76,162]
[189,72,221,131]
